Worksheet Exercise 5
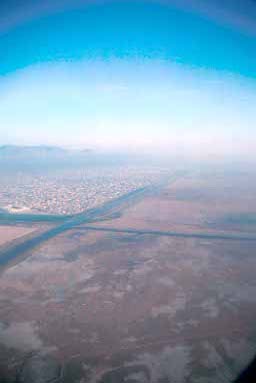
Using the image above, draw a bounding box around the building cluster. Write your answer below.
[0,166,167,215]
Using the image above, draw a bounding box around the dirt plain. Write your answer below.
[0,225,37,246]
[0,169,256,382]
[91,171,256,236]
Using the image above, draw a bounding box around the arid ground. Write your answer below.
[0,169,256,383]
[0,225,37,247]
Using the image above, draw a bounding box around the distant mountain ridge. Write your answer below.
[0,145,68,156]
[0,145,97,159]
[0,145,135,170]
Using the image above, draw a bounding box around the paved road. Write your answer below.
[79,225,256,242]
[1,172,254,269]
[0,184,156,267]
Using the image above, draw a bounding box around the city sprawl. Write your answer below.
[0,166,168,215]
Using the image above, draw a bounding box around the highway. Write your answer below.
[1,172,255,270]
[0,184,156,267]
[79,225,256,242]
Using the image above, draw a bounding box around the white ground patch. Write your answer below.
[221,338,256,377]
[112,291,125,299]
[125,371,148,383]
[132,262,154,276]
[201,341,236,383]
[113,269,127,276]
[0,321,43,352]
[200,298,220,318]
[214,281,256,305]
[128,345,192,382]
[151,292,187,318]
[80,284,102,294]
[157,276,176,288]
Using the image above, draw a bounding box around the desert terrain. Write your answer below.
[0,225,37,247]
[0,169,256,382]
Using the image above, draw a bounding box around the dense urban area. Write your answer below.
[0,166,167,215]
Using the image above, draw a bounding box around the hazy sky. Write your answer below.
[0,0,256,159]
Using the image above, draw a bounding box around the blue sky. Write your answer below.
[0,0,256,159]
